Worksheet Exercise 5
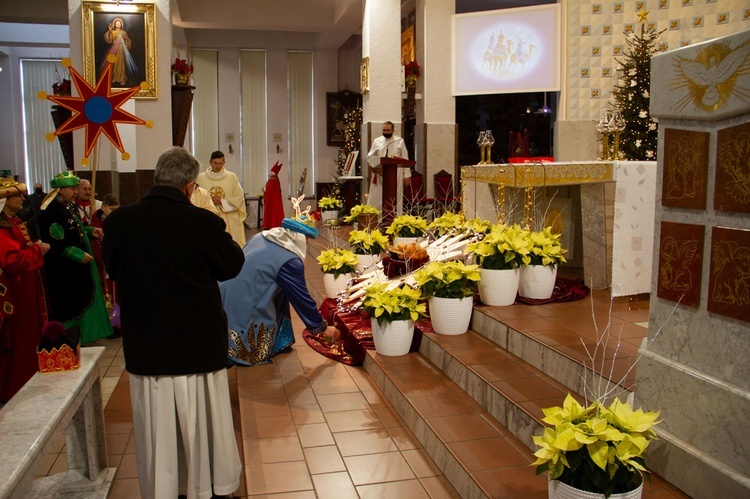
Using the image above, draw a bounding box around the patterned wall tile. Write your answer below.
[716,13,728,24]
[714,122,750,213]
[707,227,750,323]
[592,4,602,14]
[657,221,704,307]
[566,0,747,121]
[692,16,704,27]
[662,128,709,209]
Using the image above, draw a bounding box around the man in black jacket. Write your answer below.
[102,146,245,499]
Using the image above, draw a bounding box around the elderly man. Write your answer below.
[196,150,247,246]
[103,147,245,499]
[74,179,102,224]
[39,172,112,344]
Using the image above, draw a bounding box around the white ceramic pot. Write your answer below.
[478,267,520,306]
[322,272,351,299]
[356,253,381,275]
[370,318,414,356]
[321,209,339,222]
[392,236,419,247]
[428,296,473,335]
[548,475,643,499]
[518,264,557,300]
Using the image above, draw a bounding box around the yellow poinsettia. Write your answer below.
[386,214,428,238]
[524,226,567,266]
[427,211,465,236]
[316,248,358,278]
[468,223,531,270]
[533,393,660,496]
[344,204,380,223]
[319,196,343,210]
[361,282,426,326]
[348,229,390,255]
[413,260,481,299]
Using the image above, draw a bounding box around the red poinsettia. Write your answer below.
[405,60,420,78]
[171,57,194,75]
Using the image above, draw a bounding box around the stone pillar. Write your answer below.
[635,30,750,499]
[361,0,403,189]
[415,0,455,200]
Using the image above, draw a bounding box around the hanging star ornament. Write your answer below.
[38,56,153,166]
[637,8,649,23]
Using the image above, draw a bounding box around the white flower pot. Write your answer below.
[478,267,520,306]
[518,264,557,300]
[321,209,339,222]
[393,236,419,247]
[356,253,381,275]
[428,296,473,335]
[322,272,351,299]
[371,318,414,356]
[548,474,643,499]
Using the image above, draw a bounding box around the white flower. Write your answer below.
[639,110,648,118]
[646,150,654,158]
[649,123,657,130]
[635,139,642,148]
[629,68,637,76]
[642,90,650,98]
[630,80,638,87]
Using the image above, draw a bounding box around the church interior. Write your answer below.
[1,1,749,498]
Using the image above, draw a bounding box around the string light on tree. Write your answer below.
[610,8,665,161]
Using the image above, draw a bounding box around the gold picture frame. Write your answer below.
[360,57,369,94]
[82,1,157,99]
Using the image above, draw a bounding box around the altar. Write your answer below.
[461,161,657,296]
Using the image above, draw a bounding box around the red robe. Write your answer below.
[0,215,47,402]
[262,175,284,229]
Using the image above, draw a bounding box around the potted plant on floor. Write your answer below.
[319,196,343,223]
[386,214,428,246]
[316,248,358,298]
[518,226,567,300]
[533,393,660,499]
[413,260,480,335]
[468,224,530,306]
[361,282,426,356]
[348,229,390,274]
[344,204,380,230]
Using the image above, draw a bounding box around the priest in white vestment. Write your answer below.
[366,121,410,216]
[196,151,247,246]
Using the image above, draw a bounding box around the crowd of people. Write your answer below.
[0,147,341,499]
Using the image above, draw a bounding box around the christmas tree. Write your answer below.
[610,11,665,161]
[335,106,362,176]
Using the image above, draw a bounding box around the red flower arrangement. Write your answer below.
[404,60,421,78]
[171,57,194,76]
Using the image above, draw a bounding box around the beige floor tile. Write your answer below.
[311,471,359,499]
[344,451,416,485]
[403,448,441,478]
[244,435,305,464]
[303,445,347,475]
[357,479,430,498]
[245,461,313,495]
[333,428,398,456]
[290,404,326,425]
[317,392,370,413]
[297,422,335,448]
[325,408,382,433]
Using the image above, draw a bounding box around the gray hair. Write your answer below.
[154,147,200,188]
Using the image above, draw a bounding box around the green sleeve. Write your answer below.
[63,246,88,263]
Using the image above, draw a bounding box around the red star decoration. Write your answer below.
[42,57,149,162]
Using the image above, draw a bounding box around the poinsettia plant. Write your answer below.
[344,204,379,223]
[525,227,567,267]
[316,248,358,278]
[413,260,481,299]
[171,57,193,76]
[468,224,531,270]
[386,214,428,238]
[319,196,343,211]
[348,229,389,255]
[427,211,464,237]
[361,282,426,326]
[533,393,661,497]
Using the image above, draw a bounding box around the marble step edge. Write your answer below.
[363,351,511,499]
[418,330,547,452]
[469,306,633,400]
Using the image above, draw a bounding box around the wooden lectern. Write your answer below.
[380,157,416,227]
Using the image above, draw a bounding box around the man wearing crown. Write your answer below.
[39,171,112,344]
[261,161,284,229]
[0,178,49,402]
[196,150,247,246]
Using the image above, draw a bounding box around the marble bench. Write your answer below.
[0,347,116,499]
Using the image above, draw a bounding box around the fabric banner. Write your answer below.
[611,161,657,297]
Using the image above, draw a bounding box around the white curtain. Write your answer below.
[20,59,67,187]
[287,51,314,197]
[240,50,267,198]
[190,49,219,166]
